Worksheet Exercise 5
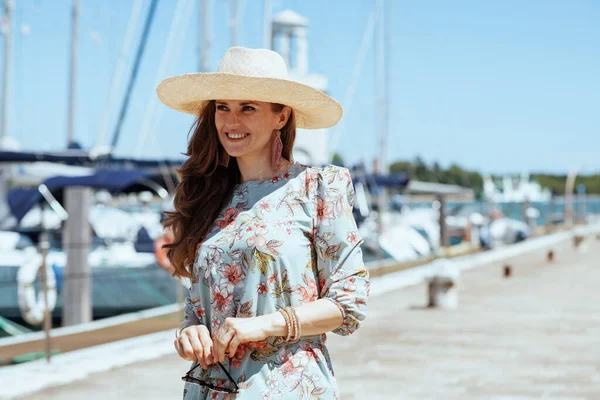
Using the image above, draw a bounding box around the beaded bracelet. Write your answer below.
[288,306,301,341]
[285,307,297,341]
[278,307,293,342]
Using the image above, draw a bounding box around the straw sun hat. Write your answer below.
[156,46,342,129]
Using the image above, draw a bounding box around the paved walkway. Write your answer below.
[19,238,600,399]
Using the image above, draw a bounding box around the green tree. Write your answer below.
[467,171,484,194]
[331,153,345,166]
[432,161,445,183]
[413,156,436,181]
[389,160,414,176]
[445,163,470,186]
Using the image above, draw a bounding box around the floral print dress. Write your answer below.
[182,163,370,400]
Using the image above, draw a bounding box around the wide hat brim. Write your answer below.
[156,73,343,130]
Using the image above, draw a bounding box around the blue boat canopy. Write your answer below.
[8,169,164,222]
[354,174,410,188]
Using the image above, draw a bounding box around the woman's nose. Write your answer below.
[228,110,241,125]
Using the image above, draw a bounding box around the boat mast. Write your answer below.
[1,0,14,144]
[263,0,271,49]
[66,0,79,148]
[199,0,211,72]
[376,0,389,175]
[230,0,238,46]
[382,0,390,174]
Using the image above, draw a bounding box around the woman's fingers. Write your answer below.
[188,334,207,369]
[214,327,235,363]
[197,325,214,366]
[174,338,187,360]
[179,334,198,362]
[227,335,241,360]
[174,325,217,368]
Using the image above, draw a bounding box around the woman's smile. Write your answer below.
[224,130,250,141]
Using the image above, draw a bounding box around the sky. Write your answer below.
[1,0,599,175]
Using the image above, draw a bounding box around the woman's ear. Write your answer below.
[277,106,292,129]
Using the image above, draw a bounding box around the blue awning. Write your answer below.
[7,169,161,222]
[355,174,410,188]
[0,150,184,167]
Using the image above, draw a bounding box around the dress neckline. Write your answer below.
[236,162,300,189]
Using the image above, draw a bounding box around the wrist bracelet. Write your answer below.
[278,308,292,342]
[289,306,301,341]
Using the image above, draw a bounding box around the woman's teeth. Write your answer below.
[227,133,249,139]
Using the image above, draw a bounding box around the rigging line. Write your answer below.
[109,0,160,152]
[136,0,194,158]
[95,0,144,149]
[327,3,379,162]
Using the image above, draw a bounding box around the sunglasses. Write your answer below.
[182,361,240,394]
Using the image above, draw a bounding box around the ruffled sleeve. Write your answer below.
[312,165,370,336]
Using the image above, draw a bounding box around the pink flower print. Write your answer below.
[270,175,281,183]
[296,275,319,304]
[215,207,239,230]
[211,382,225,399]
[282,171,291,180]
[303,169,319,194]
[221,263,245,294]
[254,221,267,230]
[267,273,277,285]
[231,343,247,368]
[342,275,357,292]
[195,307,205,319]
[280,354,307,380]
[261,391,273,400]
[247,340,268,350]
[257,282,268,295]
[211,316,222,332]
[211,285,233,314]
[300,344,318,361]
[347,231,358,244]
[247,229,268,249]
[315,197,335,226]
[257,200,272,214]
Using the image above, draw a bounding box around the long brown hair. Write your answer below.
[163,100,296,278]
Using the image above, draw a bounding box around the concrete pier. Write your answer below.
[14,238,600,399]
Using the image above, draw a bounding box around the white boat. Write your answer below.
[483,173,552,203]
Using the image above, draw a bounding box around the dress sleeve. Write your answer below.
[182,291,201,330]
[312,165,370,336]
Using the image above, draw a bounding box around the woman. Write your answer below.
[158,47,369,399]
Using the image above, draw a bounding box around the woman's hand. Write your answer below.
[174,325,214,369]
[213,315,278,363]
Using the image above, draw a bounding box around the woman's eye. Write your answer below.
[242,106,255,112]
[216,105,228,111]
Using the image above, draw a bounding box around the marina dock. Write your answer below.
[11,231,600,399]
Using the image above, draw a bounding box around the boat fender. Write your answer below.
[17,254,57,326]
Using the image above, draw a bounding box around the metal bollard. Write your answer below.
[573,228,588,253]
[427,260,460,310]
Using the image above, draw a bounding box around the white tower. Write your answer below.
[272,10,330,166]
